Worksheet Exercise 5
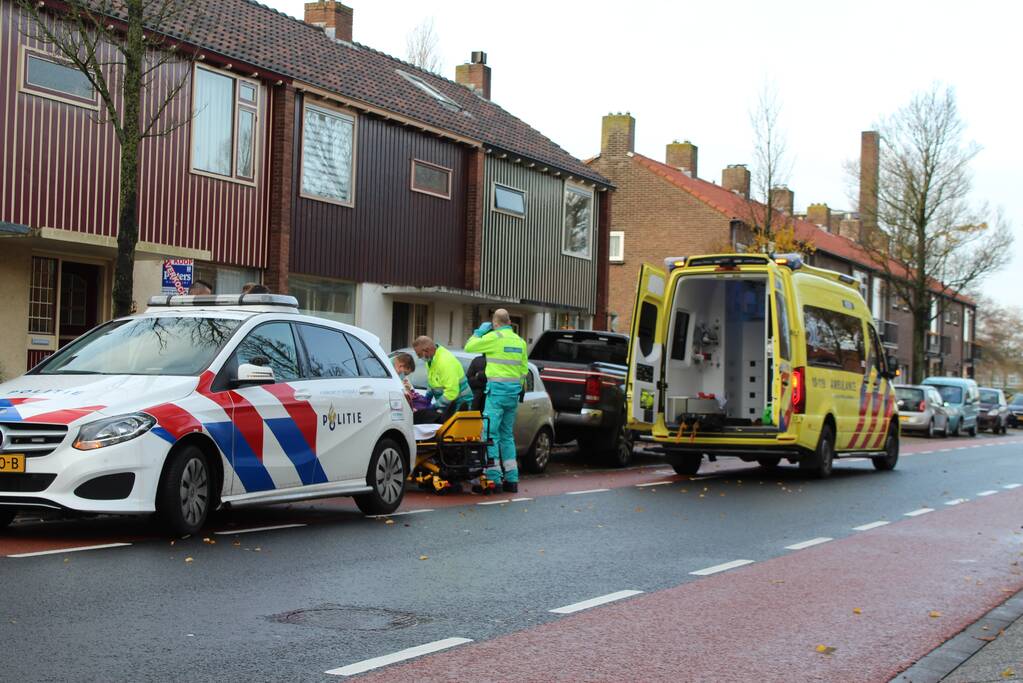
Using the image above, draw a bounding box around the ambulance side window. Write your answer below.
[868,325,885,374]
[637,302,658,357]
[234,322,301,382]
[297,324,360,379]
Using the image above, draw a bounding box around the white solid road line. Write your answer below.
[214,523,307,535]
[853,520,890,531]
[7,542,132,558]
[549,590,644,614]
[367,509,434,519]
[478,497,533,506]
[944,498,968,506]
[635,481,674,488]
[1004,483,1022,490]
[905,508,935,517]
[690,559,756,576]
[325,637,473,676]
[977,490,999,497]
[785,537,833,550]
[565,488,610,495]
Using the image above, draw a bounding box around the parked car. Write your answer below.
[922,377,980,437]
[527,330,633,467]
[977,387,1010,434]
[1008,393,1023,429]
[391,349,555,473]
[895,385,951,438]
[0,294,415,534]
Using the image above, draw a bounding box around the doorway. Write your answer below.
[58,261,103,347]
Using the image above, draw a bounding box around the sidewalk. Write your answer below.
[894,589,1023,682]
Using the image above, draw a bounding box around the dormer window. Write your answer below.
[396,70,462,112]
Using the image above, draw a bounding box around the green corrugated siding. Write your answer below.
[481,157,598,312]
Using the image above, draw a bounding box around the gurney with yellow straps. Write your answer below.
[412,411,494,494]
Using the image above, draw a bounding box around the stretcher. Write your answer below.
[412,411,494,494]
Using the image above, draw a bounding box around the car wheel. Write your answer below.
[156,445,212,536]
[926,419,935,439]
[801,423,835,479]
[757,457,782,470]
[603,423,635,468]
[355,438,407,516]
[951,419,961,437]
[872,427,899,471]
[968,423,977,437]
[0,509,16,530]
[670,454,702,476]
[521,428,553,474]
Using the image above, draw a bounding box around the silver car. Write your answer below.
[391,349,556,473]
[896,384,952,438]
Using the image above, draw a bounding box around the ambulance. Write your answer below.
[0,294,415,534]
[626,253,900,478]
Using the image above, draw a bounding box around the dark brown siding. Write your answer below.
[290,93,468,287]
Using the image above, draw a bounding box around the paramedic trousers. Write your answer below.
[483,384,520,484]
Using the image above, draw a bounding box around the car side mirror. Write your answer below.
[234,362,275,386]
[883,354,899,378]
[943,401,950,408]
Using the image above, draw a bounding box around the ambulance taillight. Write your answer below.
[791,367,806,414]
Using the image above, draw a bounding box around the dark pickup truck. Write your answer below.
[528,329,634,467]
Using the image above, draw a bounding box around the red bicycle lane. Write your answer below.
[356,487,1023,683]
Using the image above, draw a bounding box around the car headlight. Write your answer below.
[73,413,156,450]
[988,408,999,416]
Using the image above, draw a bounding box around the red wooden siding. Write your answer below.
[290,93,469,288]
[0,2,268,269]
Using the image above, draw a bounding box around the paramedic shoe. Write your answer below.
[502,482,519,494]
[472,482,498,495]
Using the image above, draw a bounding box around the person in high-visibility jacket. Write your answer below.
[464,309,528,494]
[412,336,472,412]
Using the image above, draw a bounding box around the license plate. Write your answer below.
[0,454,26,473]
[899,415,909,421]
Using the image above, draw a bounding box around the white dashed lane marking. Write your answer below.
[635,481,674,488]
[367,509,434,519]
[325,637,473,676]
[785,537,833,551]
[565,488,610,496]
[690,559,756,576]
[905,508,935,517]
[549,590,644,614]
[944,498,968,506]
[477,497,532,506]
[7,542,132,558]
[977,490,999,497]
[214,523,307,535]
[852,521,890,531]
[1004,483,1022,490]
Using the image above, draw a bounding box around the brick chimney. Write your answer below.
[304,0,353,42]
[666,140,697,177]
[600,113,635,158]
[806,203,831,229]
[721,164,750,198]
[455,51,491,100]
[859,131,880,240]
[770,186,793,215]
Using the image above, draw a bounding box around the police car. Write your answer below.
[0,294,414,534]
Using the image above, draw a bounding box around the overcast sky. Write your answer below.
[263,0,1021,304]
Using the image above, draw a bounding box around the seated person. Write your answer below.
[391,353,441,424]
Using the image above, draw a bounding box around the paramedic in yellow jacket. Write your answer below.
[412,336,473,412]
[464,309,528,494]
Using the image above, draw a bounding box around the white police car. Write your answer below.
[0,294,414,534]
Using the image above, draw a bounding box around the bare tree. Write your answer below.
[405,17,440,73]
[861,85,1013,383]
[973,297,1023,389]
[17,0,194,317]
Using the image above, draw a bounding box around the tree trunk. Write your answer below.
[911,296,928,384]
[110,0,145,318]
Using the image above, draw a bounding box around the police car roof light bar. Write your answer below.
[147,294,300,308]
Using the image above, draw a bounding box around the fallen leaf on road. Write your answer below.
[853,608,862,615]
[770,580,785,585]
[232,540,241,547]
[1001,667,1014,678]
[815,645,836,655]
[634,506,644,513]
[419,555,428,560]
[184,557,193,563]
[929,611,942,618]
[384,519,395,525]
[974,636,997,642]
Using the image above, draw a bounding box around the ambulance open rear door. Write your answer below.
[627,264,667,429]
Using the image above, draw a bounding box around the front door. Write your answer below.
[58,261,102,347]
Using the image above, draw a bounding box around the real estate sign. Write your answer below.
[161,259,194,295]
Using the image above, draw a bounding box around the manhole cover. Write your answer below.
[269,605,426,632]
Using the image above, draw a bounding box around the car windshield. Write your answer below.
[979,389,1000,404]
[38,317,242,376]
[530,333,628,366]
[931,384,963,404]
[896,387,924,409]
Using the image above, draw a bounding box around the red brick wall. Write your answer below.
[464,147,484,291]
[587,154,732,332]
[265,84,295,293]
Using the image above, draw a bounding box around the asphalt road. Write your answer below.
[2,432,1022,682]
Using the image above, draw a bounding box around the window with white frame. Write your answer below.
[20,48,97,108]
[29,256,58,335]
[609,231,625,263]
[930,298,939,334]
[964,308,972,343]
[563,184,594,259]
[410,159,451,199]
[871,276,883,321]
[301,102,356,205]
[191,66,259,180]
[493,183,525,217]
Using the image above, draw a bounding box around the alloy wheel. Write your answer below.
[179,457,209,527]
[533,430,552,471]
[375,447,404,505]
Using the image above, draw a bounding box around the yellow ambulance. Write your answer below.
[626,253,900,478]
